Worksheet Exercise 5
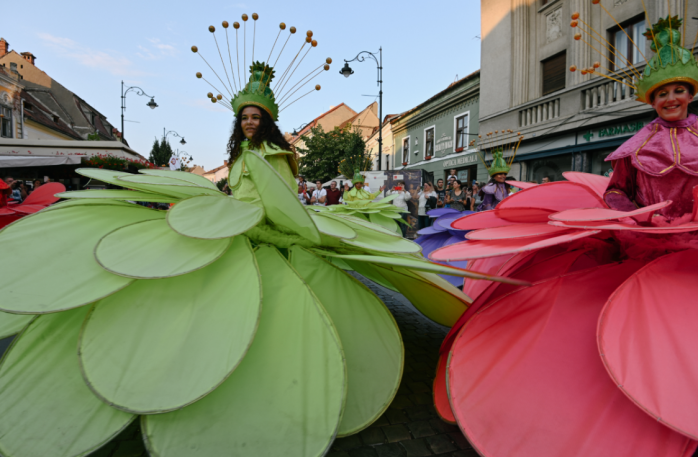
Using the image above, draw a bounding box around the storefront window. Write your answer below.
[425,128,434,158]
[402,138,409,164]
[526,155,571,183]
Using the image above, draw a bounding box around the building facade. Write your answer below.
[392,71,483,186]
[479,0,698,183]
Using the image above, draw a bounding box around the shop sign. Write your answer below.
[443,153,479,168]
[582,121,645,142]
[435,134,453,153]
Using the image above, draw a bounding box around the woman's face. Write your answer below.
[240,106,263,140]
[424,183,432,192]
[651,83,693,122]
[493,173,507,183]
[473,184,479,193]
[453,181,461,190]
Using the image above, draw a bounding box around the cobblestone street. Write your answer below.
[0,274,476,457]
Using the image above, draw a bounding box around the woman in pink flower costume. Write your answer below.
[428,14,698,457]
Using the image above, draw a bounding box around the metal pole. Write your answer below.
[121,80,125,140]
[378,47,383,171]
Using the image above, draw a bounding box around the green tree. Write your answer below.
[149,138,174,167]
[297,126,370,183]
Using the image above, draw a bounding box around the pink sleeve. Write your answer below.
[604,157,637,212]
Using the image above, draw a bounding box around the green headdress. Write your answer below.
[232,61,279,120]
[351,170,365,185]
[636,16,698,104]
[487,149,510,176]
[192,16,332,121]
[338,151,373,183]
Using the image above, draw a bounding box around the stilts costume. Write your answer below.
[0,181,65,228]
[312,156,409,234]
[0,15,524,457]
[428,9,698,457]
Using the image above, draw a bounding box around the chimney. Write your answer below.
[20,52,36,65]
[0,38,9,57]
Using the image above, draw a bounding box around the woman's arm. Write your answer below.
[604,157,637,212]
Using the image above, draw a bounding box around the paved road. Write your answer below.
[0,274,477,457]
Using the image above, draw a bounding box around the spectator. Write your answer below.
[31,180,42,194]
[447,169,458,181]
[541,176,551,184]
[417,182,438,230]
[0,179,10,208]
[434,179,446,207]
[388,181,411,237]
[310,180,327,206]
[298,184,310,205]
[325,181,342,206]
[471,182,481,211]
[297,175,308,193]
[9,181,23,203]
[445,179,470,212]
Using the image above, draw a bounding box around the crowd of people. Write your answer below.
[0,176,49,205]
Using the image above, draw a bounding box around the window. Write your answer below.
[402,137,410,164]
[542,51,566,95]
[611,16,646,71]
[455,114,469,152]
[424,127,435,158]
[0,106,13,138]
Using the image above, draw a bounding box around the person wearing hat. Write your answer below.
[342,170,384,202]
[477,150,511,211]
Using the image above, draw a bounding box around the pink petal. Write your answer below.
[551,201,672,222]
[466,223,572,241]
[550,220,698,234]
[562,171,610,198]
[499,181,607,212]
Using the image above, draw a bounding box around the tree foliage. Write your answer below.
[297,126,370,183]
[149,138,174,167]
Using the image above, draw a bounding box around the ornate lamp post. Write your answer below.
[121,81,157,141]
[340,47,383,170]
[292,122,312,136]
[163,128,186,145]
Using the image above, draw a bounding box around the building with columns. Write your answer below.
[479,0,697,182]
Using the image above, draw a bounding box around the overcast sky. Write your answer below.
[4,0,481,169]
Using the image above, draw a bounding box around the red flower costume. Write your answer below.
[0,182,65,228]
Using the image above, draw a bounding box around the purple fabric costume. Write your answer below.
[604,114,698,219]
[477,183,508,212]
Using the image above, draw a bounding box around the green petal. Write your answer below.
[228,155,244,188]
[56,189,179,203]
[290,247,403,436]
[342,259,399,292]
[374,266,468,327]
[167,195,264,239]
[0,312,33,339]
[0,206,163,314]
[0,308,134,457]
[341,226,421,254]
[244,151,322,244]
[79,236,261,414]
[369,213,400,233]
[139,169,220,190]
[117,175,223,198]
[310,213,356,240]
[144,245,345,457]
[95,219,232,279]
[45,199,137,211]
[76,168,132,186]
[328,213,401,237]
[375,194,398,204]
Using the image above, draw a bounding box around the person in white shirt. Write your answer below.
[417,182,438,230]
[388,181,411,237]
[310,180,327,206]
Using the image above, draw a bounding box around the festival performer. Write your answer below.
[472,132,522,211]
[342,171,383,202]
[428,11,698,457]
[0,16,522,457]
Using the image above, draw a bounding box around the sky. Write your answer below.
[3,0,481,170]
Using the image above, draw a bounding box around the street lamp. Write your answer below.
[163,128,186,145]
[292,122,312,136]
[340,47,383,170]
[121,81,157,141]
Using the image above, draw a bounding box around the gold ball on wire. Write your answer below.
[222,21,229,28]
[591,0,600,4]
[569,65,577,72]
[581,69,588,75]
[324,64,330,71]
[209,26,215,33]
[207,92,213,98]
[307,30,313,37]
[315,85,321,90]
[571,12,580,19]
[593,61,600,68]
[196,72,202,78]
[191,46,198,53]
[305,36,312,43]
[252,13,259,20]
[211,98,217,103]
[217,94,223,100]
[290,26,296,33]
[574,33,582,40]
[280,22,286,30]
[233,22,240,29]
[311,40,318,47]
[326,57,332,64]
[242,14,248,21]
[570,20,578,27]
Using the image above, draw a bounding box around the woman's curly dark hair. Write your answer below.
[226,107,293,164]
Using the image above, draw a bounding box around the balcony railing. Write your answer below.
[519,98,560,127]
[581,80,635,110]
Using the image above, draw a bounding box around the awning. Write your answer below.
[0,155,82,168]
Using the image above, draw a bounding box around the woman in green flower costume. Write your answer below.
[0,17,522,457]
